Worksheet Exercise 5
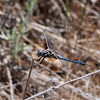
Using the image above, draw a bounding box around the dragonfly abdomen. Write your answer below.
[57,55,85,65]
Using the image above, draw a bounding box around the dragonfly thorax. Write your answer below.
[36,49,57,58]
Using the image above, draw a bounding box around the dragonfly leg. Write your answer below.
[40,57,45,64]
[35,56,42,61]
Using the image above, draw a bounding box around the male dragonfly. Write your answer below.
[36,29,85,65]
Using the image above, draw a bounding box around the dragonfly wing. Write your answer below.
[43,30,70,67]
[43,29,85,68]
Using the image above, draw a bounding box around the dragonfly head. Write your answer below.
[36,49,42,57]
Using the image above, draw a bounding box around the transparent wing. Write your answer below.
[43,30,73,77]
[43,28,85,77]
[43,29,70,68]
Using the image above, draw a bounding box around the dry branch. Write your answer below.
[6,67,15,100]
[25,70,100,100]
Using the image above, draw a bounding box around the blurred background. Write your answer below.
[0,0,100,100]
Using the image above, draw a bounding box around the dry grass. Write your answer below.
[0,0,100,100]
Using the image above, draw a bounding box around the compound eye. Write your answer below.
[37,49,41,57]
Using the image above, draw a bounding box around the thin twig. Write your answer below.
[23,57,45,100]
[23,59,34,100]
[25,69,100,100]
[6,67,15,100]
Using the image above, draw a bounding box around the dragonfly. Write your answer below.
[36,29,85,65]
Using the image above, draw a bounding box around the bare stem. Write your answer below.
[6,67,15,100]
[23,59,34,100]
